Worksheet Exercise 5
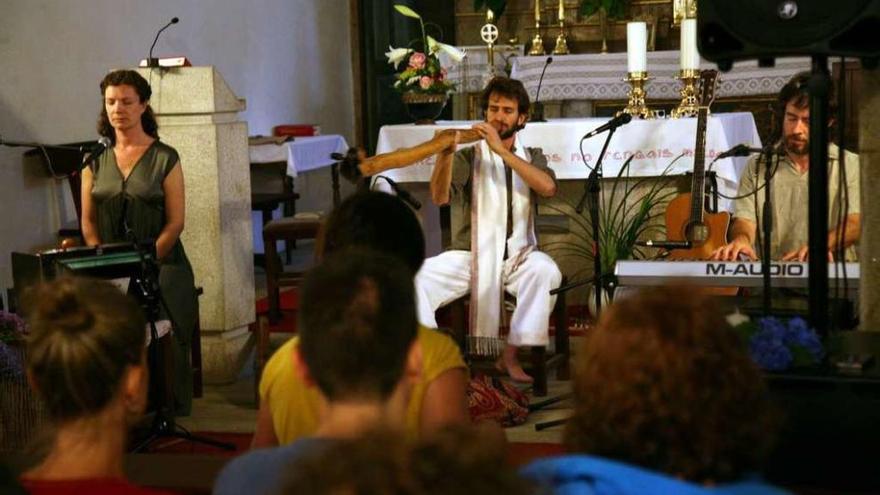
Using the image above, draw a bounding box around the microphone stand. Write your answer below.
[579,125,617,317]
[530,57,553,123]
[118,200,233,453]
[761,148,774,316]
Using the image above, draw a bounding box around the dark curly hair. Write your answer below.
[279,425,534,495]
[772,70,838,143]
[480,76,531,117]
[97,69,159,144]
[565,288,780,483]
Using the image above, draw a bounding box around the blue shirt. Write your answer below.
[213,437,332,495]
[521,455,791,495]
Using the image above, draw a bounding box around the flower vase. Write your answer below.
[402,92,448,125]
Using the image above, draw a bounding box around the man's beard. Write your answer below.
[784,135,809,156]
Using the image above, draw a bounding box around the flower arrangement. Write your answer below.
[385,5,465,95]
[728,314,824,371]
[0,311,28,379]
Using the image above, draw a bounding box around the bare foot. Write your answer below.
[496,346,534,384]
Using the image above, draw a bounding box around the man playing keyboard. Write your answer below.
[711,72,860,262]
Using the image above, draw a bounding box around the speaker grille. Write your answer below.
[699,0,880,60]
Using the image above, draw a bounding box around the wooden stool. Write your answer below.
[442,277,570,397]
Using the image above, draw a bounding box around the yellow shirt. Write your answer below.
[259,325,466,444]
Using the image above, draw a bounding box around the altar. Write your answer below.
[376,112,761,254]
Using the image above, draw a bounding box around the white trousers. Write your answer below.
[415,250,562,347]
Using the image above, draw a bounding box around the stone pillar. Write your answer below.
[137,67,255,381]
[859,68,880,331]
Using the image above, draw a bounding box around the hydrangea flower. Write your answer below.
[0,311,28,380]
[730,313,824,371]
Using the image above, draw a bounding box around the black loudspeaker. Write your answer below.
[698,0,880,69]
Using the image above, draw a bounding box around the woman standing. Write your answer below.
[81,69,197,415]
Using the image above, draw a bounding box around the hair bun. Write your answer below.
[35,282,95,334]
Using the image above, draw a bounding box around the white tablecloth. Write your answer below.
[510,51,811,101]
[376,113,761,205]
[248,135,349,177]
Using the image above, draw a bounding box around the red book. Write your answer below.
[272,124,319,137]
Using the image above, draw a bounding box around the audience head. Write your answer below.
[279,425,534,495]
[24,277,148,424]
[298,248,419,402]
[566,288,778,483]
[321,191,426,274]
[97,69,159,143]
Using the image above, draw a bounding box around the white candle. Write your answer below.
[558,0,564,22]
[535,0,541,22]
[680,19,699,70]
[627,22,647,73]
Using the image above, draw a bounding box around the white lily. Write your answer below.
[426,36,466,63]
[385,46,412,68]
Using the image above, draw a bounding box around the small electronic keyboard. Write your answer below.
[614,260,860,289]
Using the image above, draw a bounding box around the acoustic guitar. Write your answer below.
[664,70,730,260]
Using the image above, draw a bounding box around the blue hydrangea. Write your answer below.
[0,343,24,380]
[0,311,28,380]
[750,329,792,371]
[749,316,823,370]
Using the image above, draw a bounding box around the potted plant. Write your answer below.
[540,156,677,312]
[386,5,465,124]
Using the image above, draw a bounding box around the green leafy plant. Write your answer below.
[540,156,678,290]
[580,0,628,19]
[386,5,464,95]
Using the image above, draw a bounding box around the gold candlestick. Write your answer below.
[552,0,569,54]
[530,32,546,56]
[529,0,546,55]
[619,72,653,119]
[671,69,700,118]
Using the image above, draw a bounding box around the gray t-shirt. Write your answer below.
[732,143,860,260]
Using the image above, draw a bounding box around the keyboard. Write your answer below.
[614,260,860,288]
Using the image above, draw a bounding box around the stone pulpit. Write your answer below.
[137,66,254,383]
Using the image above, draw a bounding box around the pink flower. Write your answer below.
[419,76,433,90]
[408,52,427,70]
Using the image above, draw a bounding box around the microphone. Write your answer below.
[582,113,632,140]
[715,143,782,160]
[82,137,112,169]
[379,176,421,210]
[147,17,180,68]
[530,56,553,123]
[636,239,692,249]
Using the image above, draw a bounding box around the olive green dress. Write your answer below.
[90,140,197,416]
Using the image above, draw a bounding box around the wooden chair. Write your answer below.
[250,160,301,264]
[253,215,324,394]
[441,277,570,397]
